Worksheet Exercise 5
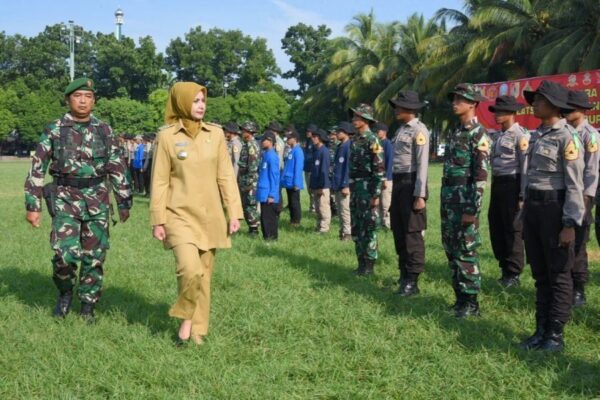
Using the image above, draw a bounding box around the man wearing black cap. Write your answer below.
[566,90,599,307]
[310,128,331,233]
[332,122,355,241]
[281,129,304,226]
[487,96,530,288]
[349,104,385,275]
[224,122,243,178]
[303,124,318,212]
[24,77,132,320]
[388,90,430,296]
[520,80,585,352]
[257,131,281,241]
[442,83,490,317]
[373,122,393,230]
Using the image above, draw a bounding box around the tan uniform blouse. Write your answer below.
[150,120,243,250]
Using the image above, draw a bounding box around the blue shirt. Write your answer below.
[133,143,145,169]
[303,140,315,172]
[332,140,351,191]
[281,144,305,189]
[309,145,330,189]
[382,138,393,180]
[256,148,280,203]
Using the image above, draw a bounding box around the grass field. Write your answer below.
[1,160,599,399]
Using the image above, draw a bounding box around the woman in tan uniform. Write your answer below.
[150,82,243,345]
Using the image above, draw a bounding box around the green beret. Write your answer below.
[64,78,95,96]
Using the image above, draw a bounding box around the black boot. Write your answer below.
[355,258,374,276]
[80,302,96,323]
[397,274,420,297]
[53,291,73,318]
[249,226,259,236]
[539,320,564,352]
[498,273,520,289]
[448,273,462,311]
[519,319,546,350]
[455,294,480,318]
[354,257,366,275]
[573,286,587,308]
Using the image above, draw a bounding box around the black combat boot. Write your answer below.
[539,320,565,352]
[498,273,520,289]
[573,285,586,308]
[519,319,547,350]
[53,291,73,318]
[355,258,374,276]
[397,274,420,297]
[80,302,96,323]
[249,226,259,236]
[454,294,480,318]
[448,274,462,311]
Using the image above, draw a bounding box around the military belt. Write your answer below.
[55,176,105,189]
[492,174,519,184]
[442,176,473,186]
[393,172,416,184]
[527,189,565,202]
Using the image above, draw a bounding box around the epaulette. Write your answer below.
[157,123,175,131]
[205,121,222,128]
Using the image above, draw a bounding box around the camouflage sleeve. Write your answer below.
[105,127,133,209]
[248,144,260,186]
[24,128,53,212]
[369,136,385,198]
[465,127,489,215]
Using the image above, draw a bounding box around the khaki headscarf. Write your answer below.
[164,82,208,138]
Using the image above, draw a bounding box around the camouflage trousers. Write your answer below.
[50,210,110,304]
[350,180,379,262]
[441,203,482,295]
[240,188,260,228]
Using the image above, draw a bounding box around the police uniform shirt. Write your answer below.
[391,118,430,198]
[525,119,585,226]
[490,123,530,197]
[229,136,242,177]
[576,119,599,197]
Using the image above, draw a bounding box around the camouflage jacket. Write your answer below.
[328,140,339,179]
[349,129,385,197]
[238,138,260,189]
[24,113,132,215]
[442,118,489,215]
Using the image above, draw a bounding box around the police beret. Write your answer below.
[64,77,95,96]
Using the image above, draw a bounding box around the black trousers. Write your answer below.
[286,188,301,224]
[133,168,145,193]
[389,175,426,278]
[143,159,152,196]
[487,176,524,276]
[260,202,279,240]
[523,195,574,325]
[573,199,593,288]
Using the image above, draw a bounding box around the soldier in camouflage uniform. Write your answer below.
[349,104,385,276]
[238,121,261,235]
[24,78,132,320]
[442,83,490,318]
[224,121,243,178]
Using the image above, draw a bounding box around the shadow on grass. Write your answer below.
[254,246,600,397]
[0,267,172,336]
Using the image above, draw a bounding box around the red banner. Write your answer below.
[475,69,600,130]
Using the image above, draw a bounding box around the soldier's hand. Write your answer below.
[153,225,166,241]
[413,197,426,212]
[584,195,593,209]
[26,211,41,228]
[461,214,476,227]
[370,197,379,207]
[229,219,241,234]
[341,187,350,196]
[559,227,575,248]
[119,209,130,223]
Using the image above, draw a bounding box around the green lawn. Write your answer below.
[1,160,599,399]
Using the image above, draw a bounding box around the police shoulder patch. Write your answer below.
[415,131,427,146]
[564,140,578,161]
[233,146,240,153]
[586,141,598,153]
[519,137,529,152]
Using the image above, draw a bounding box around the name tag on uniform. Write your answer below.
[339,157,344,163]
[175,142,188,147]
[315,160,320,166]
[288,154,293,160]
[262,162,267,169]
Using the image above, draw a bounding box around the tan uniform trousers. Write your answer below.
[315,188,331,232]
[335,191,351,235]
[169,244,216,336]
[379,180,393,229]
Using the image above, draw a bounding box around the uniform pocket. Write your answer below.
[408,209,427,232]
[534,143,558,172]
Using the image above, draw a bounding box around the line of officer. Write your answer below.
[487,96,529,288]
[565,90,599,308]
[388,91,430,297]
[520,80,584,352]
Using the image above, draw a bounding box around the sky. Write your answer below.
[0,0,464,89]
